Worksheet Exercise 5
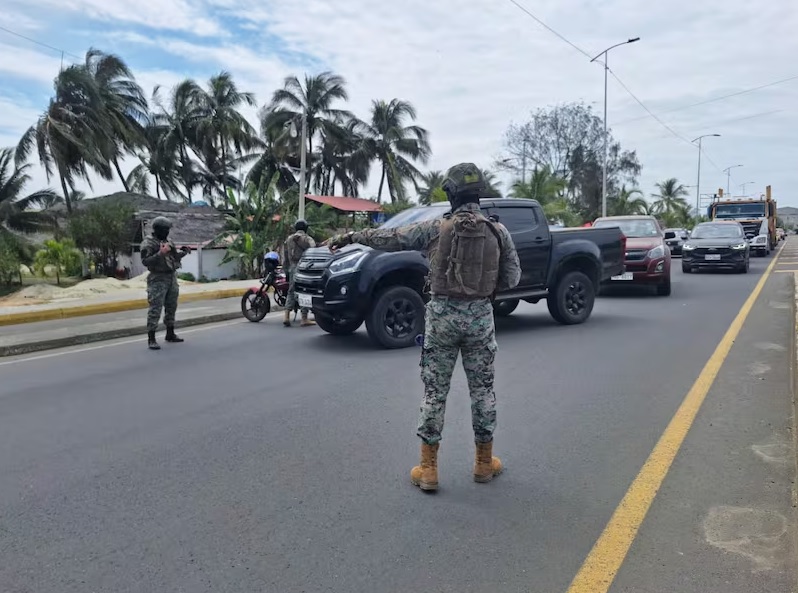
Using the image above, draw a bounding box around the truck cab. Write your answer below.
[294,199,625,349]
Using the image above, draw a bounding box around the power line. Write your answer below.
[0,24,81,62]
[502,0,733,183]
[504,0,592,59]
[614,74,798,126]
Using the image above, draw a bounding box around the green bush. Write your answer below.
[178,272,196,282]
[0,239,21,285]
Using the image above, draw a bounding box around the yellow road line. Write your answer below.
[565,247,782,593]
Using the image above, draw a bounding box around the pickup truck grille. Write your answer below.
[625,249,648,261]
[296,254,332,279]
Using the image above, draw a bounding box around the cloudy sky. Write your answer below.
[1,0,796,208]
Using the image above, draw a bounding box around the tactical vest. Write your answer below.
[429,210,501,299]
[284,232,310,267]
[142,236,180,273]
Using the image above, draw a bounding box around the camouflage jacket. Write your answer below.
[283,231,316,268]
[349,203,521,294]
[140,235,186,274]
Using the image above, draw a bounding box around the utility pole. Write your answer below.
[692,134,721,216]
[723,164,743,197]
[590,37,640,218]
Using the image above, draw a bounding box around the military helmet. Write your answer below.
[295,219,308,232]
[151,216,173,230]
[442,163,486,201]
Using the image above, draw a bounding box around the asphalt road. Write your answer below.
[0,249,794,592]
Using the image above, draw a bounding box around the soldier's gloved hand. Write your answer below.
[180,246,191,254]
[328,232,353,252]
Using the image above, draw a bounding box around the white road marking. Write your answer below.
[0,312,282,366]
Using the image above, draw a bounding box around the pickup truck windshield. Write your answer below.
[379,204,449,229]
[691,224,744,239]
[712,203,765,218]
[593,219,659,238]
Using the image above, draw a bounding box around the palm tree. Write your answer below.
[511,166,567,204]
[126,116,185,201]
[243,124,298,197]
[194,72,259,201]
[356,98,431,203]
[83,48,148,192]
[610,186,648,216]
[17,66,110,213]
[33,238,82,285]
[151,80,205,202]
[261,71,353,194]
[0,148,57,234]
[418,170,445,205]
[478,167,502,198]
[651,178,690,216]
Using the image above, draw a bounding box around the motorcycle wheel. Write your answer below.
[274,290,287,308]
[241,289,271,322]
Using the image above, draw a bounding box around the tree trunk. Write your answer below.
[55,266,60,286]
[180,145,193,202]
[220,139,228,203]
[113,157,130,192]
[59,172,73,214]
[155,175,162,200]
[377,166,386,203]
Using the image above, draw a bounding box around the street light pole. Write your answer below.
[289,110,309,220]
[591,37,640,218]
[740,181,755,196]
[723,164,743,197]
[692,134,720,216]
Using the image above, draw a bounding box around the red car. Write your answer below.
[592,215,675,296]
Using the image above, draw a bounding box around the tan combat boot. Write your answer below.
[283,309,291,327]
[410,442,439,491]
[473,441,503,483]
[300,310,316,327]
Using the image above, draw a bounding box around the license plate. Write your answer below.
[611,272,634,281]
[705,254,721,261]
[297,293,313,308]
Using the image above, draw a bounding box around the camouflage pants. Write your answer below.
[418,297,498,445]
[146,272,179,331]
[284,265,309,313]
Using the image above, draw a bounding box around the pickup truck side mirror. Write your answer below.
[664,231,676,240]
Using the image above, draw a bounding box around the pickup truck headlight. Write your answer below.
[682,243,696,251]
[731,242,747,250]
[648,245,665,259]
[328,251,367,275]
[753,235,767,244]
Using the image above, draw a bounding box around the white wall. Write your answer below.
[130,248,237,280]
[196,248,238,280]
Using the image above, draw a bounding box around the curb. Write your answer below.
[0,311,243,357]
[0,288,245,327]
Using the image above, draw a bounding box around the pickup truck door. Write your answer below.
[489,206,550,288]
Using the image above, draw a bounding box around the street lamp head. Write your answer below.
[628,37,640,43]
[711,133,721,137]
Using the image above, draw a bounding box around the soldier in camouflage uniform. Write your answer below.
[283,219,317,327]
[140,216,191,350]
[328,163,521,492]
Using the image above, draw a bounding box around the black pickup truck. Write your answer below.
[294,198,625,349]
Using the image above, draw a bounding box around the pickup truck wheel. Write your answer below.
[547,271,595,325]
[366,286,425,349]
[315,315,363,336]
[493,299,519,317]
[656,277,672,296]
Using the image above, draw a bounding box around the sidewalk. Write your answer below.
[0,278,258,325]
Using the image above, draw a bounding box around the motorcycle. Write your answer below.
[241,258,291,322]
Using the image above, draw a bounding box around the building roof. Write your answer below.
[135,207,229,247]
[305,194,382,213]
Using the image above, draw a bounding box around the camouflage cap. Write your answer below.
[443,162,486,197]
[151,216,172,229]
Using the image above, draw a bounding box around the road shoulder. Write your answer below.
[607,260,796,592]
